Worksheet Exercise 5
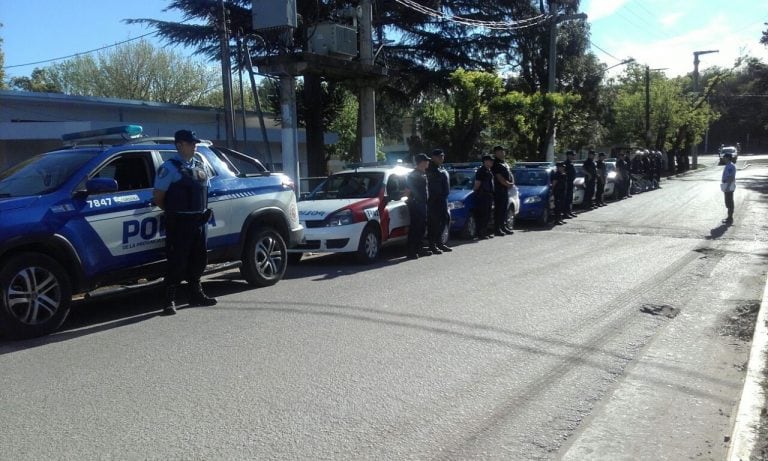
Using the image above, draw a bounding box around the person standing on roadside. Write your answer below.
[153,130,217,316]
[595,152,607,206]
[405,153,432,259]
[473,155,495,239]
[491,145,515,236]
[551,162,568,225]
[564,150,577,217]
[426,149,453,254]
[721,151,736,224]
[582,150,597,209]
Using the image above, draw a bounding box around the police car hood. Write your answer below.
[447,188,473,202]
[298,199,369,221]
[0,195,40,212]
[516,185,549,198]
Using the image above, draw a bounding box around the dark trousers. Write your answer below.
[595,180,605,204]
[474,194,492,236]
[427,200,449,247]
[724,191,734,216]
[584,180,596,207]
[554,196,566,222]
[565,184,574,213]
[164,213,208,287]
[493,193,509,231]
[408,203,427,256]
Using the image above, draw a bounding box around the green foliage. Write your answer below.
[326,89,359,163]
[9,68,62,93]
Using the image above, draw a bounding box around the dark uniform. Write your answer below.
[616,154,631,198]
[582,154,597,208]
[473,158,494,239]
[154,129,216,315]
[426,154,452,253]
[564,153,576,217]
[551,163,567,224]
[491,156,514,235]
[406,158,430,259]
[595,154,606,206]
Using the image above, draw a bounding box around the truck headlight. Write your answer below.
[448,200,465,210]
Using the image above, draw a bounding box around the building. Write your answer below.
[0,90,336,178]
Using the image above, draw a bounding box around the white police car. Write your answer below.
[0,126,303,339]
[289,164,413,263]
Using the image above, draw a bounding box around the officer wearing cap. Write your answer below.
[595,152,607,206]
[491,145,515,236]
[405,153,432,259]
[153,129,217,315]
[426,149,453,254]
[473,155,495,239]
[564,150,577,218]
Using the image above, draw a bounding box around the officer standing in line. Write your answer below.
[616,152,631,199]
[405,153,432,259]
[426,149,453,254]
[491,145,515,236]
[153,130,217,316]
[582,150,597,209]
[551,162,568,225]
[564,150,577,218]
[721,151,736,224]
[595,152,607,206]
[473,155,495,239]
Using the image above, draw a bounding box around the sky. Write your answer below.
[1,0,768,81]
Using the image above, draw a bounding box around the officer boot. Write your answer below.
[189,282,217,307]
[162,285,177,316]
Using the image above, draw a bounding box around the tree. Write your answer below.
[9,68,62,93]
[35,40,219,104]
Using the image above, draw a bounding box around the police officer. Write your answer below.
[564,150,577,218]
[551,162,568,225]
[595,152,607,206]
[426,149,453,254]
[582,150,597,209]
[405,153,431,259]
[616,152,631,199]
[153,129,217,315]
[473,155,495,239]
[491,145,515,236]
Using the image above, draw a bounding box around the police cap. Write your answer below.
[414,153,431,163]
[481,154,494,162]
[174,129,201,144]
[430,149,445,157]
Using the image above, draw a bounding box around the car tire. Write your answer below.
[506,205,516,230]
[0,252,72,339]
[537,207,549,226]
[287,252,303,265]
[461,214,477,239]
[356,225,381,264]
[240,227,287,287]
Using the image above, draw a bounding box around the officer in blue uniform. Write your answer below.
[153,129,217,315]
[405,153,432,259]
[426,149,453,254]
[491,145,515,236]
[564,150,577,218]
[473,155,495,239]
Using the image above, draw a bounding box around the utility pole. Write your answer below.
[544,3,587,162]
[359,0,377,163]
[279,30,300,195]
[218,0,236,148]
[691,49,718,168]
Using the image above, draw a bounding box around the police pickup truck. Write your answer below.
[0,126,303,339]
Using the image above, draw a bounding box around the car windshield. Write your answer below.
[513,169,550,186]
[306,172,384,200]
[0,150,97,198]
[721,147,737,155]
[449,170,476,190]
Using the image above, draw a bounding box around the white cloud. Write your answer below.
[583,0,631,22]
[659,12,684,28]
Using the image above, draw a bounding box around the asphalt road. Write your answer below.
[1,155,767,460]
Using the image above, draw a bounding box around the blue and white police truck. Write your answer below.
[0,126,303,339]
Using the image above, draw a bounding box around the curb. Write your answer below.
[727,272,768,460]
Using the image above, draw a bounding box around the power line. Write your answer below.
[4,30,159,70]
[590,41,622,61]
[393,0,550,30]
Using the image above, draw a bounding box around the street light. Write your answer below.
[691,49,719,168]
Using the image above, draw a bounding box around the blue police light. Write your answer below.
[61,125,143,142]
